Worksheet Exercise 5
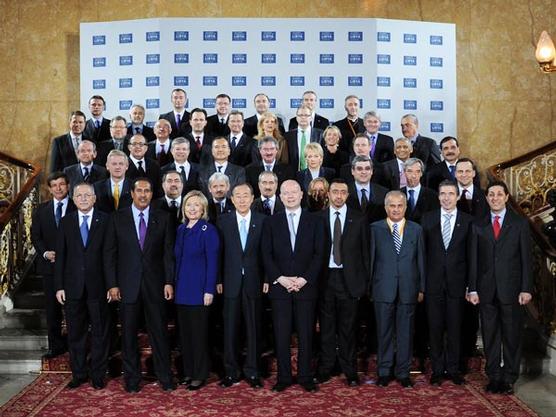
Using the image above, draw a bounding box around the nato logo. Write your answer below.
[377,99,391,109]
[379,122,391,132]
[261,31,276,41]
[93,57,106,67]
[261,54,276,64]
[320,98,334,109]
[376,54,390,64]
[146,99,160,109]
[404,100,417,110]
[146,54,160,64]
[174,53,189,64]
[430,79,443,89]
[430,35,443,45]
[291,54,305,64]
[174,31,189,41]
[404,78,417,88]
[290,76,305,86]
[269,99,276,109]
[119,78,132,88]
[290,98,302,108]
[348,76,363,86]
[403,33,417,43]
[146,76,160,87]
[146,31,160,42]
[119,33,133,43]
[119,56,132,66]
[119,100,132,110]
[203,31,218,41]
[232,98,247,108]
[431,123,444,133]
[430,57,443,67]
[232,54,247,64]
[320,32,334,41]
[377,76,390,87]
[291,31,305,41]
[232,31,247,41]
[349,54,363,64]
[430,101,444,111]
[92,79,105,89]
[174,76,189,86]
[349,31,363,41]
[320,54,334,64]
[404,56,417,66]
[377,32,391,42]
[203,53,218,64]
[92,35,105,45]
[232,76,247,86]
[203,99,216,108]
[320,76,334,86]
[261,76,276,86]
[203,76,218,86]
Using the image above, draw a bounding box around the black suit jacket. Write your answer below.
[54,210,109,300]
[50,133,78,173]
[372,133,395,164]
[84,118,111,144]
[228,134,257,167]
[245,162,296,198]
[379,159,402,190]
[457,186,489,220]
[318,208,370,298]
[243,114,286,138]
[426,161,481,193]
[95,138,130,167]
[152,196,183,231]
[206,114,231,137]
[333,117,365,152]
[126,157,162,198]
[199,163,246,196]
[251,196,285,216]
[127,125,155,142]
[159,110,191,139]
[217,211,266,298]
[63,164,108,191]
[285,128,324,171]
[208,198,235,224]
[288,113,330,131]
[184,133,214,165]
[146,141,174,167]
[93,178,132,213]
[160,162,200,195]
[401,186,439,224]
[322,147,349,177]
[296,167,335,193]
[411,134,441,169]
[346,182,388,224]
[103,206,175,303]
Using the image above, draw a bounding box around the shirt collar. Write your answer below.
[235,210,251,224]
[329,204,347,217]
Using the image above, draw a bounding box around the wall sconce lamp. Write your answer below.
[536,31,556,73]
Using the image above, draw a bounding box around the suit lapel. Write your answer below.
[280,212,294,255]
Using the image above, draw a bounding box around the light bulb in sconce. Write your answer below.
[535,31,556,66]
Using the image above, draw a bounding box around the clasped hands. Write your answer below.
[277,276,307,292]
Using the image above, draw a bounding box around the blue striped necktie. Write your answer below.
[392,223,402,254]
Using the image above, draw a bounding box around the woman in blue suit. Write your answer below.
[174,190,220,390]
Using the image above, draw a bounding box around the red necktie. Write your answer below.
[493,215,501,239]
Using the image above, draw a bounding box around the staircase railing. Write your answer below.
[0,151,41,311]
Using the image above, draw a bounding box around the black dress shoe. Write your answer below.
[91,379,105,390]
[188,380,205,391]
[450,374,465,385]
[66,377,87,389]
[376,376,391,387]
[271,382,290,392]
[161,382,176,392]
[180,377,192,386]
[43,349,67,360]
[313,373,331,384]
[346,376,360,387]
[499,382,514,395]
[485,380,500,393]
[430,374,443,386]
[300,381,319,393]
[219,376,240,388]
[247,376,263,388]
[398,377,414,388]
[125,384,141,393]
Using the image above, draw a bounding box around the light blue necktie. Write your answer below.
[392,223,402,254]
[442,213,453,249]
[239,218,247,251]
[288,212,296,251]
[80,215,89,247]
[408,189,415,211]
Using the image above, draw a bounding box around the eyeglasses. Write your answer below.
[129,142,147,147]
[354,166,372,172]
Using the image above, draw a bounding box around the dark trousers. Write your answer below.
[426,292,464,376]
[318,269,359,378]
[65,296,110,380]
[374,301,416,379]
[42,274,66,352]
[480,301,524,384]
[177,305,210,380]
[271,297,316,385]
[120,293,172,387]
[223,290,262,379]
[461,302,480,363]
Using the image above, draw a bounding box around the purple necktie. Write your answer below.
[138,212,147,250]
[176,113,181,127]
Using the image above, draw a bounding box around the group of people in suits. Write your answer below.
[35,88,533,395]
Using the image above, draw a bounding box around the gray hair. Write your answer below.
[258,170,278,183]
[384,190,407,206]
[401,114,418,125]
[363,111,381,121]
[208,172,230,187]
[350,155,373,170]
[258,136,279,149]
[403,157,425,173]
[171,136,190,151]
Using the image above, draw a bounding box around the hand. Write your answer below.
[216,284,223,294]
[203,293,214,306]
[44,251,56,262]
[262,283,269,294]
[107,287,121,302]
[518,292,532,305]
[417,292,424,303]
[466,293,479,305]
[164,285,174,300]
[277,276,296,292]
[293,277,307,291]
[56,290,65,305]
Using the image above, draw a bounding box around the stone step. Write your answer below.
[0,329,48,351]
[0,350,42,374]
[1,308,46,330]
[16,274,43,293]
[13,290,45,310]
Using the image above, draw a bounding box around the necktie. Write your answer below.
[137,160,146,175]
[493,215,501,240]
[220,201,225,214]
[448,165,456,179]
[360,188,368,211]
[195,136,201,150]
[399,168,408,188]
[138,212,147,250]
[299,130,307,170]
[73,136,79,152]
[55,201,63,227]
[83,167,90,182]
[288,212,296,251]
[333,211,342,265]
[176,113,181,127]
[217,165,223,173]
[263,198,272,215]
[408,189,415,211]
[370,135,376,158]
[80,215,89,247]
[160,143,166,156]
[179,165,187,181]
[392,223,402,254]
[459,189,472,213]
[265,164,271,172]
[113,182,120,209]
[95,120,100,129]
[239,218,247,251]
[231,136,237,150]
[220,118,225,125]
[169,199,179,219]
[442,213,453,249]
[135,127,141,134]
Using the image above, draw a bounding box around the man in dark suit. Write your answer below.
[199,137,245,196]
[421,180,475,386]
[54,183,110,389]
[288,90,330,131]
[206,93,231,137]
[153,170,184,229]
[93,150,132,213]
[184,108,213,165]
[63,140,107,192]
[251,171,285,216]
[161,137,200,196]
[334,95,365,152]
[370,190,425,388]
[104,178,176,393]
[30,172,75,358]
[83,95,111,144]
[286,105,324,171]
[243,93,286,138]
[314,179,369,387]
[401,158,439,224]
[363,111,394,165]
[400,114,441,170]
[145,119,173,167]
[227,110,257,167]
[468,181,532,395]
[50,111,87,173]
[346,155,387,224]
[245,137,295,198]
[95,116,130,167]
[158,88,191,138]
[127,104,155,142]
[216,183,268,388]
[262,180,325,393]
[207,172,235,223]
[378,138,412,190]
[126,134,162,198]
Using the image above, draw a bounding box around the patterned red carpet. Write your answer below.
[0,371,538,417]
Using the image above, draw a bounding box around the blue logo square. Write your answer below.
[269,99,276,109]
[203,99,216,108]
[291,31,305,41]
[146,54,160,64]
[92,35,105,45]
[376,76,391,87]
[431,123,444,133]
[376,54,390,64]
[232,76,247,86]
[203,31,218,41]
[203,76,218,86]
[174,76,189,86]
[348,76,363,86]
[174,53,189,64]
[320,31,334,41]
[93,57,106,67]
[430,101,444,111]
[203,53,218,64]
[232,31,247,41]
[290,98,302,109]
[146,99,160,109]
[359,99,364,108]
[290,76,305,86]
[290,53,305,64]
[430,79,443,89]
[145,122,155,128]
[377,99,391,109]
[377,32,391,42]
[320,99,334,109]
[403,33,417,43]
[320,54,334,64]
[319,76,334,86]
[146,76,159,87]
[379,122,391,132]
[349,54,363,64]
[232,98,247,108]
[146,31,160,42]
[92,79,105,89]
[404,78,417,88]
[174,31,189,41]
[232,54,247,64]
[404,100,417,110]
[119,100,132,110]
[119,33,133,43]
[430,57,443,67]
[261,76,276,86]
[261,54,276,64]
[348,31,363,41]
[119,78,132,88]
[430,35,443,45]
[404,56,417,65]
[261,31,276,41]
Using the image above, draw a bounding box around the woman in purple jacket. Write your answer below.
[174,190,220,390]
